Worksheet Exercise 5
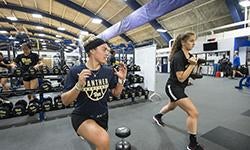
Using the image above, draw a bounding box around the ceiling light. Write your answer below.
[66,46,72,49]
[80,31,89,35]
[156,28,167,32]
[38,33,45,37]
[70,43,75,46]
[32,14,43,18]
[7,16,18,21]
[92,18,102,24]
[0,30,8,34]
[42,48,47,50]
[56,35,62,38]
[36,26,44,30]
[41,42,46,45]
[39,39,44,41]
[42,45,46,48]
[14,41,20,44]
[239,0,250,7]
[57,27,65,31]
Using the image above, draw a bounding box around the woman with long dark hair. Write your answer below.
[61,34,127,150]
[153,32,204,150]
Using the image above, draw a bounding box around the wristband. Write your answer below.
[118,78,125,85]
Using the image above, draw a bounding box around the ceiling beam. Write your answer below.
[0,18,77,38]
[0,2,94,34]
[55,0,132,42]
[225,0,244,22]
[93,5,127,33]
[73,0,87,23]
[83,0,110,28]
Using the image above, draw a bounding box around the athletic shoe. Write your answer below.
[187,143,204,150]
[153,115,165,127]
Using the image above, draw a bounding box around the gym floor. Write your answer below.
[0,73,250,150]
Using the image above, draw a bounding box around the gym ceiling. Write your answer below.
[0,0,242,48]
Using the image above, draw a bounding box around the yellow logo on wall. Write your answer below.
[21,58,32,65]
[82,78,109,101]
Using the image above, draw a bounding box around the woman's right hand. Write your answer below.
[188,57,198,65]
[77,69,91,87]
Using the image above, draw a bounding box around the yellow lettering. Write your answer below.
[91,80,95,86]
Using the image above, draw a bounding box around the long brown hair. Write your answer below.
[169,32,195,62]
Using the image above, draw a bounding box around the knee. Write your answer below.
[96,134,110,149]
[189,110,199,118]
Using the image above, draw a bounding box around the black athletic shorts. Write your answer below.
[71,112,109,134]
[23,76,37,81]
[165,84,188,102]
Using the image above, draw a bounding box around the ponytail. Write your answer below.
[169,31,195,62]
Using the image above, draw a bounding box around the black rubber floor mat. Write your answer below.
[242,109,250,117]
[201,126,250,150]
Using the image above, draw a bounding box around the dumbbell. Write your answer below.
[3,57,11,64]
[65,101,75,108]
[27,98,40,116]
[197,58,207,64]
[28,66,37,77]
[13,99,27,116]
[41,66,50,74]
[0,100,13,119]
[40,80,52,91]
[62,65,70,74]
[108,95,114,102]
[13,67,23,76]
[127,74,137,84]
[52,66,61,74]
[114,94,121,101]
[135,86,144,97]
[135,65,141,71]
[190,65,203,80]
[54,95,65,110]
[115,127,131,150]
[134,75,144,83]
[42,96,53,111]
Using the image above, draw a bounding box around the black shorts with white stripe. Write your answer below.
[165,84,188,102]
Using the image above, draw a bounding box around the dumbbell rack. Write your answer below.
[0,70,66,121]
[109,64,149,106]
[126,64,147,102]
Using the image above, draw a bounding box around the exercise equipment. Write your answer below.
[115,127,131,150]
[54,95,65,110]
[28,98,40,116]
[41,66,50,74]
[62,65,70,74]
[13,67,23,76]
[28,66,37,77]
[42,96,53,111]
[40,80,52,91]
[13,99,27,116]
[0,100,13,119]
[52,66,61,74]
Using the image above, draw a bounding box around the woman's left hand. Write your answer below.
[114,62,127,80]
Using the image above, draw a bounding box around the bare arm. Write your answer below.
[176,65,196,83]
[176,57,197,83]
[61,84,81,106]
[61,69,91,106]
[111,62,127,96]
